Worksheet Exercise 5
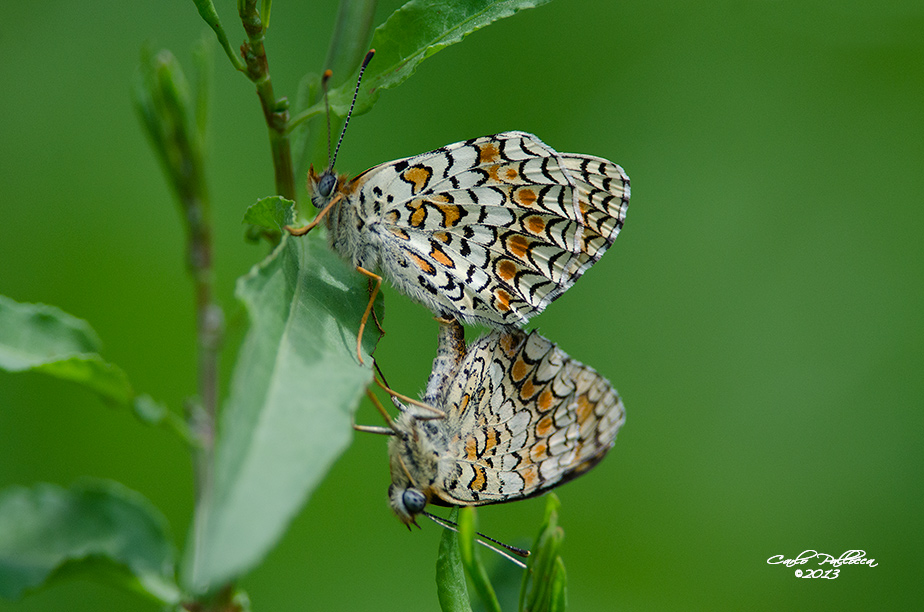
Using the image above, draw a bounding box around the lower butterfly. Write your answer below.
[361,322,626,527]
[288,51,630,363]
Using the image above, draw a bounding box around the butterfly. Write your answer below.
[363,322,625,527]
[288,51,630,363]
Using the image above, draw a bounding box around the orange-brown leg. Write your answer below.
[352,388,397,435]
[284,193,343,236]
[355,266,382,365]
[373,375,446,419]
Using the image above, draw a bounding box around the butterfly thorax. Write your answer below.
[387,410,454,525]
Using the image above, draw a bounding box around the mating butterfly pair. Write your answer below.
[288,50,629,528]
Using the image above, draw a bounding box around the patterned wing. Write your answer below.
[360,132,630,327]
[431,330,625,507]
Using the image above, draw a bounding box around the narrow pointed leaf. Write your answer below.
[458,507,502,612]
[325,0,553,117]
[182,226,382,592]
[549,557,567,612]
[436,508,473,612]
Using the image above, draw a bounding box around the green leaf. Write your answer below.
[32,355,134,404]
[458,507,502,612]
[0,481,179,604]
[0,295,191,441]
[243,196,297,233]
[548,557,567,612]
[182,228,383,593]
[191,0,246,71]
[0,295,100,370]
[520,494,565,612]
[326,0,553,118]
[0,296,132,404]
[437,508,473,612]
[292,0,378,174]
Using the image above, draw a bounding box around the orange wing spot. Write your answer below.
[478,143,500,164]
[458,394,470,413]
[436,203,462,227]
[470,465,487,491]
[497,260,517,281]
[521,464,539,488]
[526,215,546,235]
[403,165,433,195]
[505,167,519,181]
[499,334,516,355]
[487,164,500,182]
[433,231,451,243]
[513,188,537,207]
[573,441,585,460]
[529,441,548,462]
[409,252,435,275]
[576,394,595,425]
[431,245,455,268]
[389,227,410,241]
[520,379,537,400]
[494,289,511,311]
[507,235,530,259]
[407,200,427,227]
[536,415,554,438]
[511,357,528,382]
[385,210,399,223]
[465,436,479,461]
[579,201,591,223]
[484,428,498,454]
[538,389,554,411]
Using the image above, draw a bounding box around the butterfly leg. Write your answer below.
[352,388,397,435]
[373,375,446,419]
[354,265,383,365]
[284,193,343,236]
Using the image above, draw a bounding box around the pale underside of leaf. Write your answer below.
[183,230,382,592]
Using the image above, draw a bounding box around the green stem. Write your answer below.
[191,0,247,72]
[238,0,295,200]
[284,102,324,135]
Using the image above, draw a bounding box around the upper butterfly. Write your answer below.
[310,130,630,328]
[287,51,629,359]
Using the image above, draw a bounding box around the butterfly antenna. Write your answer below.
[423,511,530,568]
[321,68,334,167]
[329,49,375,172]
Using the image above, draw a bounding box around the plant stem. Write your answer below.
[238,0,295,200]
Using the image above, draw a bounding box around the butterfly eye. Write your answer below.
[402,488,427,515]
[317,172,337,199]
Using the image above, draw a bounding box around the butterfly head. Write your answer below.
[388,483,428,528]
[387,413,444,528]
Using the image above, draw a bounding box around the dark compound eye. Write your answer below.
[317,172,337,198]
[402,489,427,514]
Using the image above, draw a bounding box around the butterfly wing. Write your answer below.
[431,330,625,507]
[354,132,630,327]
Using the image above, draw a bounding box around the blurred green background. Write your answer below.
[2,0,922,610]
